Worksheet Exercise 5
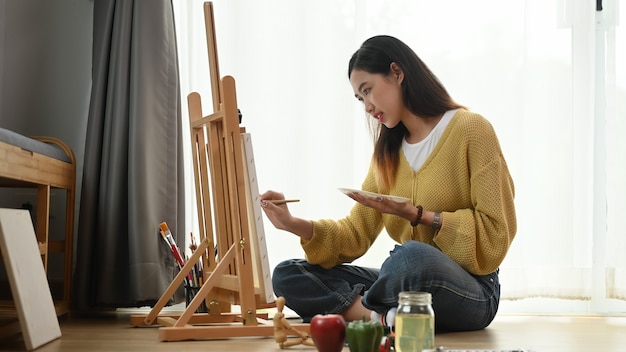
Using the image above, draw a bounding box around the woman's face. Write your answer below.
[349,68,405,129]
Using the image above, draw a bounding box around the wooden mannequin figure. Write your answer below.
[273,296,315,349]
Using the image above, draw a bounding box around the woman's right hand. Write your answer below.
[260,190,313,240]
[260,190,294,231]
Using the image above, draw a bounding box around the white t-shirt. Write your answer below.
[402,109,458,172]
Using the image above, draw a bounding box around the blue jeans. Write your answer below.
[272,241,500,332]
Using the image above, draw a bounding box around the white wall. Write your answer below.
[0,0,93,279]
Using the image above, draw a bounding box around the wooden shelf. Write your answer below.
[0,135,76,317]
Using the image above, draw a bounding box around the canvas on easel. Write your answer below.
[0,208,61,350]
[241,132,274,304]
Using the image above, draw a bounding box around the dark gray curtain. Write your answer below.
[73,0,185,311]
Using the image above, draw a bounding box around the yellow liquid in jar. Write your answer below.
[394,313,434,352]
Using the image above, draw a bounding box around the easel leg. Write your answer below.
[130,238,210,326]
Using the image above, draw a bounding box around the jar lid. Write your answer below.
[398,291,432,303]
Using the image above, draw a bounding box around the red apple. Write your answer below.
[309,314,346,352]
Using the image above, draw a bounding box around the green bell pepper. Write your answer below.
[345,316,384,352]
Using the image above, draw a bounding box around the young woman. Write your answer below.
[260,35,516,332]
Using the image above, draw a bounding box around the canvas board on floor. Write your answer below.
[0,208,61,350]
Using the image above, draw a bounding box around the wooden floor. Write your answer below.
[1,310,626,352]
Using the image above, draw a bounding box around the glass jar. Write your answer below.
[395,291,435,352]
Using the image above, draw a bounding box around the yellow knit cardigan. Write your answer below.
[302,109,516,275]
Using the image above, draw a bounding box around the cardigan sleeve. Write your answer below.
[301,164,385,269]
[433,116,516,275]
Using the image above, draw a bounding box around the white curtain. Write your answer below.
[173,0,626,313]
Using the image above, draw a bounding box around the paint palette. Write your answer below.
[338,188,411,203]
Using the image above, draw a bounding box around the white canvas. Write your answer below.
[242,132,274,304]
[0,208,61,350]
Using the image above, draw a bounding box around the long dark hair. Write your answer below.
[348,35,463,190]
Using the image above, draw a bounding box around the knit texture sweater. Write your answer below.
[302,109,516,275]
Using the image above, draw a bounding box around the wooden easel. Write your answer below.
[129,2,309,341]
